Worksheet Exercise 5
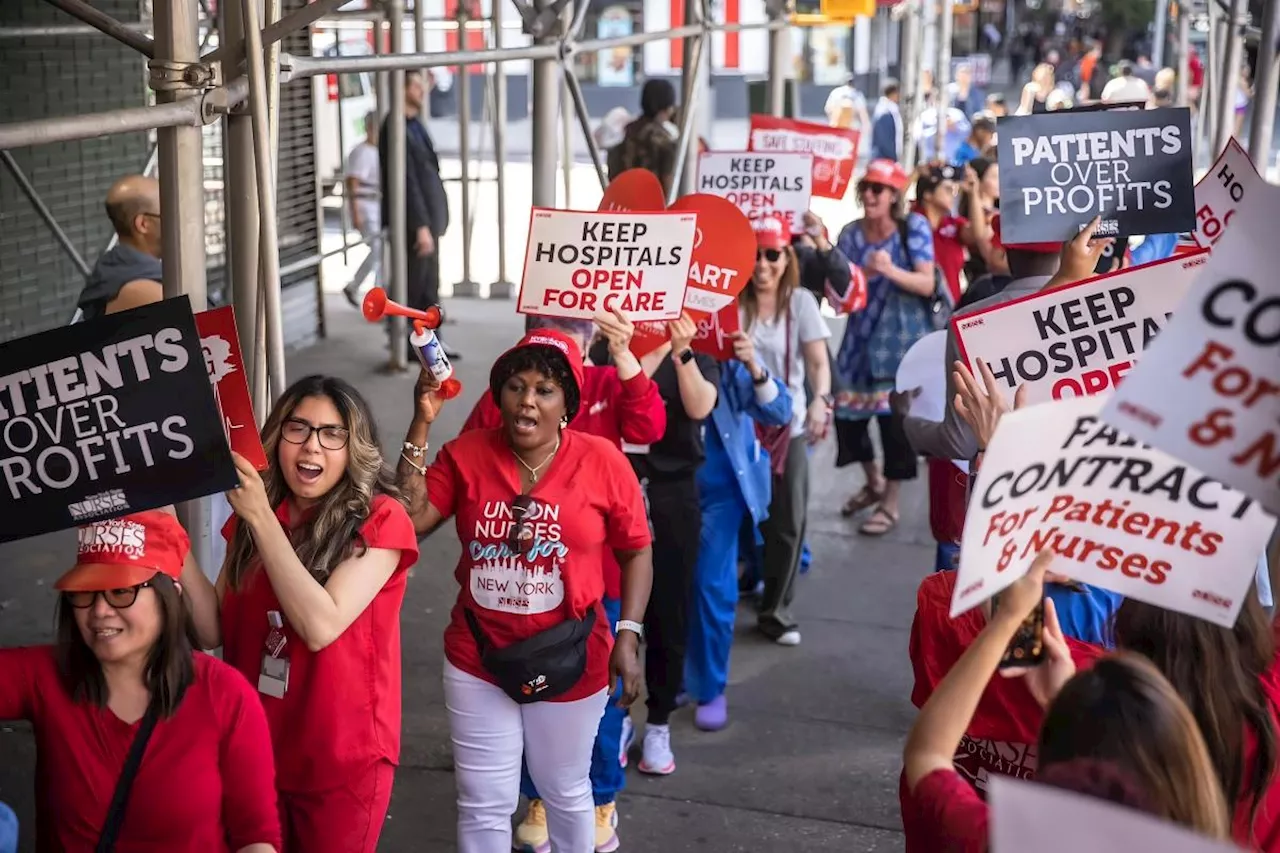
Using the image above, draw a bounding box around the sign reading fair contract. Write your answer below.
[518,208,697,321]
[697,151,812,234]
[195,306,267,471]
[954,249,1210,404]
[952,395,1274,627]
[747,115,860,200]
[1191,138,1262,250]
[997,107,1195,243]
[0,296,238,543]
[1103,182,1280,515]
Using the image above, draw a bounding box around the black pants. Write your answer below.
[406,245,440,311]
[834,413,918,482]
[641,475,701,725]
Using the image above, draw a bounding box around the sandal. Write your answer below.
[841,484,885,517]
[858,506,899,536]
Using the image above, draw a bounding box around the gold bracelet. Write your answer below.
[400,451,427,476]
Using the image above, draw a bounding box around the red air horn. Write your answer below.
[361,287,461,400]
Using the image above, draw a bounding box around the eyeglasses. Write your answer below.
[65,582,152,610]
[860,182,893,196]
[756,248,783,262]
[281,418,350,450]
[507,494,537,553]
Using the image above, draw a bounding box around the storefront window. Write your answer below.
[789,24,852,85]
[572,0,643,85]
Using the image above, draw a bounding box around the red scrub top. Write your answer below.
[425,427,650,701]
[220,493,419,792]
[0,647,280,853]
[933,215,969,304]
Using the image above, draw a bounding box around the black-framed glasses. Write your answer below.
[756,248,783,262]
[507,494,536,552]
[65,582,153,610]
[281,418,350,450]
[859,182,893,196]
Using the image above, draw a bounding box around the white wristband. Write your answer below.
[615,619,644,639]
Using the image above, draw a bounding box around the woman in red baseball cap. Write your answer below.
[0,510,280,852]
[395,330,653,853]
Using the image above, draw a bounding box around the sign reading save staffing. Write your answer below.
[953,249,1211,405]
[0,296,239,543]
[952,394,1274,628]
[996,107,1195,243]
[697,151,812,235]
[748,115,860,200]
[518,209,697,321]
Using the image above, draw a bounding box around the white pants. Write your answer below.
[444,660,608,853]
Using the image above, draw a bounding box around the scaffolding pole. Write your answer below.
[203,0,351,66]
[766,0,787,116]
[1248,0,1279,162]
[1214,0,1246,158]
[1,150,92,277]
[674,0,706,200]
[455,1,481,297]
[42,0,156,57]
[899,0,922,174]
[387,0,410,371]
[934,0,954,161]
[0,98,204,150]
[489,0,514,298]
[1176,4,1190,109]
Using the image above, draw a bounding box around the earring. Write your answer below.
[560,416,569,429]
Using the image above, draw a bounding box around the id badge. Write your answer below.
[258,655,289,699]
[621,442,651,455]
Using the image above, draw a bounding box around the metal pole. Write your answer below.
[766,1,787,116]
[334,28,351,265]
[455,2,480,296]
[489,0,513,298]
[203,0,350,66]
[934,0,954,163]
[374,16,390,119]
[414,0,426,53]
[387,0,410,370]
[1176,4,1190,108]
[0,98,203,150]
[1248,0,1279,162]
[561,78,574,205]
[287,43,562,76]
[1153,0,1169,69]
[242,0,288,401]
[42,0,156,56]
[670,34,707,204]
[0,22,150,39]
[562,63,609,190]
[530,19,560,209]
[1,151,92,277]
[900,0,921,174]
[1215,0,1246,158]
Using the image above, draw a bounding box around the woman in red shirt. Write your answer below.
[395,329,653,853]
[182,374,420,853]
[0,510,280,853]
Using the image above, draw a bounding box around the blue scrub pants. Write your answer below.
[0,802,15,853]
[520,595,625,806]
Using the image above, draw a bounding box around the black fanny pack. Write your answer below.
[465,606,596,704]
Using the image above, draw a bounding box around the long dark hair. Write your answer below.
[741,245,800,330]
[225,375,402,590]
[1113,592,1278,838]
[56,574,196,718]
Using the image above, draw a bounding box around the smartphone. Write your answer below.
[993,595,1045,669]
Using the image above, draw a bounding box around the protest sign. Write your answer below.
[996,107,1195,243]
[195,307,266,471]
[990,777,1245,853]
[628,302,740,361]
[518,208,697,321]
[668,193,757,317]
[951,394,1274,627]
[1190,137,1262,250]
[1102,182,1280,515]
[697,151,812,235]
[0,296,238,543]
[599,168,667,212]
[954,250,1210,405]
[747,115,860,200]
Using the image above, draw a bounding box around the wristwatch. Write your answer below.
[616,619,645,640]
[676,348,695,365]
[752,368,771,386]
[820,393,835,408]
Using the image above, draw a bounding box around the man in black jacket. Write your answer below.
[380,70,458,356]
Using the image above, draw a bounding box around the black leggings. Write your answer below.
[834,413,918,482]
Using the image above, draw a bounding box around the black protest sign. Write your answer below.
[997,107,1195,244]
[0,296,238,543]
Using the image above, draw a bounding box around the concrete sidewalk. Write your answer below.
[0,297,930,852]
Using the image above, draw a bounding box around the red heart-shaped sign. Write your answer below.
[668,194,757,321]
[598,169,668,212]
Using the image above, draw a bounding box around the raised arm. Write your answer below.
[668,314,718,421]
[396,369,448,535]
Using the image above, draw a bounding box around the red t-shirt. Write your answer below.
[905,768,988,853]
[220,493,419,792]
[927,458,969,545]
[0,647,280,853]
[425,428,651,701]
[933,215,968,304]
[1234,647,1280,851]
[460,365,665,600]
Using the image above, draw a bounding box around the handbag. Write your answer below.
[95,704,159,853]
[465,606,597,704]
[754,309,793,478]
[897,217,955,332]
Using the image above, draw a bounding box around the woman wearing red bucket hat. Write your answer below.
[0,510,280,852]
[395,330,653,853]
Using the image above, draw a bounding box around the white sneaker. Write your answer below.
[639,723,675,775]
[619,715,635,769]
[776,630,802,646]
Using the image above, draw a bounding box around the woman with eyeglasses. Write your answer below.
[395,330,653,853]
[0,510,280,852]
[833,159,937,538]
[181,374,420,853]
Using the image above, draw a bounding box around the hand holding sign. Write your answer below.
[1043,216,1114,289]
[953,358,1029,449]
[668,194,757,319]
[226,451,274,529]
[668,312,698,353]
[593,308,636,360]
[729,331,758,374]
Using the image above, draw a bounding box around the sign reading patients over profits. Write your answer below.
[697,152,812,235]
[1103,181,1280,516]
[0,296,239,543]
[996,107,1195,243]
[953,250,1210,405]
[518,209,697,321]
[952,395,1274,628]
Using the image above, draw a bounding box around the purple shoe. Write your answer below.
[694,695,728,732]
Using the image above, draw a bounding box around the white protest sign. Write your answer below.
[1102,181,1280,516]
[896,330,968,474]
[990,777,1245,853]
[517,208,697,321]
[953,394,1274,627]
[697,152,812,235]
[953,250,1210,405]
[1191,138,1262,250]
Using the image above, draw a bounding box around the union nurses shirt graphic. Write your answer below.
[469,498,568,614]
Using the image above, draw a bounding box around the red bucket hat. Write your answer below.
[860,159,911,193]
[490,329,586,422]
[56,510,190,592]
[752,216,788,250]
[990,213,1064,255]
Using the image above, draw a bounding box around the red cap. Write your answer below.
[490,329,586,421]
[990,213,1064,255]
[860,159,911,193]
[753,216,788,250]
[56,511,189,592]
